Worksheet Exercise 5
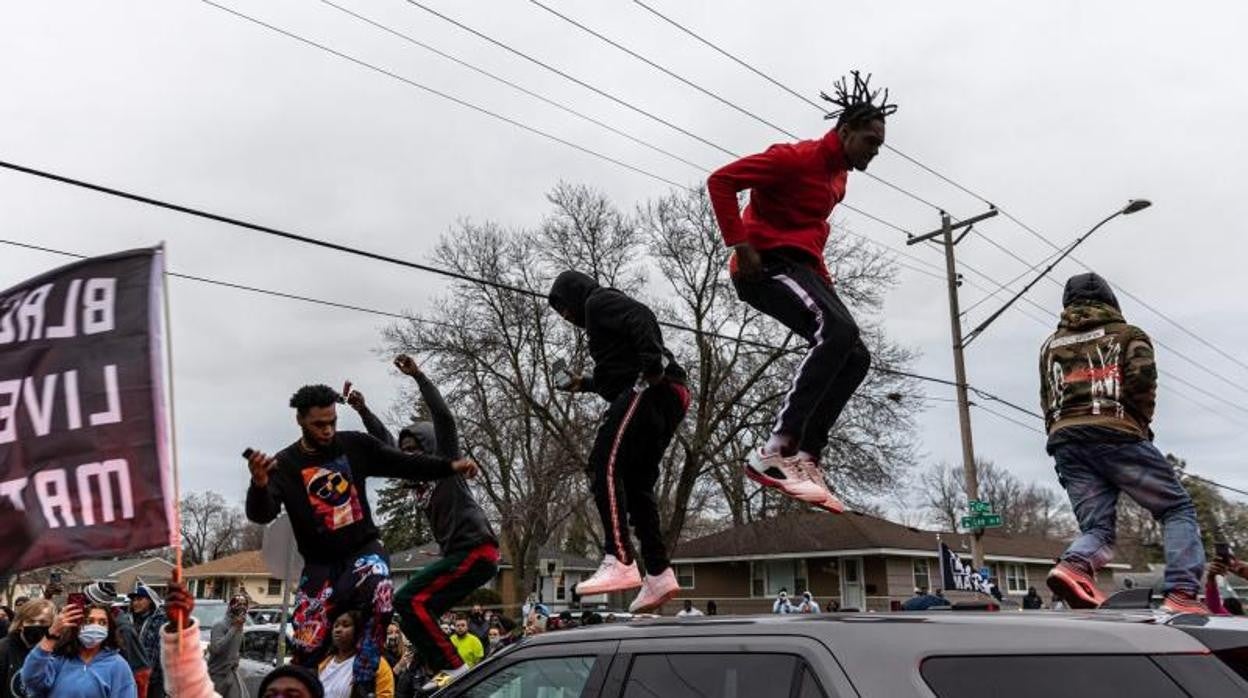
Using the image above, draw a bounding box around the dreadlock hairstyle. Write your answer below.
[821,71,898,128]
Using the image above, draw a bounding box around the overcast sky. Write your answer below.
[3,0,1246,521]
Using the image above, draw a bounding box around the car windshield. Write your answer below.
[194,603,229,629]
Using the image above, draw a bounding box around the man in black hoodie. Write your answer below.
[547,271,691,613]
[245,382,478,693]
[348,355,499,690]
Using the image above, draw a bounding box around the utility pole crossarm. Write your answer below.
[906,208,999,246]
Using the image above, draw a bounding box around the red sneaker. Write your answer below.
[1046,561,1107,609]
[1161,591,1209,615]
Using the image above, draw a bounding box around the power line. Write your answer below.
[970,402,1044,435]
[528,0,947,216]
[197,0,686,191]
[0,159,1015,412]
[317,0,708,173]
[628,0,1248,384]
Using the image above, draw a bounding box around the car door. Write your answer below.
[603,635,858,698]
[439,639,619,698]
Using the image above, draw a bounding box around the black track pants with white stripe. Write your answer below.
[733,253,871,457]
[588,380,689,575]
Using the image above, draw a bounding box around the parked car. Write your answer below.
[247,607,284,625]
[191,599,230,652]
[238,624,286,698]
[431,610,1248,697]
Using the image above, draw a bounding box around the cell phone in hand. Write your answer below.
[1216,541,1232,564]
[551,358,574,389]
[67,592,87,609]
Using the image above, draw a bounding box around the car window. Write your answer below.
[193,603,229,629]
[796,666,828,698]
[461,656,596,698]
[921,655,1186,698]
[622,653,798,698]
[241,630,278,663]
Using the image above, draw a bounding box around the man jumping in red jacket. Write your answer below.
[707,71,896,514]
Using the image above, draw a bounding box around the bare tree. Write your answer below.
[920,460,1074,539]
[180,492,246,565]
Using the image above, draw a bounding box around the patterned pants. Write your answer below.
[290,540,394,687]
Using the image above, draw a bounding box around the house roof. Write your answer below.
[672,511,1067,564]
[182,551,271,579]
[72,557,173,581]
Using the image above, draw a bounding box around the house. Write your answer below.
[4,557,174,604]
[669,511,1123,613]
[183,551,289,605]
[390,544,610,615]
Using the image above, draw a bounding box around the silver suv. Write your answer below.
[432,611,1248,697]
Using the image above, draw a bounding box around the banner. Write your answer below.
[939,542,998,597]
[0,248,173,572]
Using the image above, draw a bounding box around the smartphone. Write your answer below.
[1216,541,1232,564]
[551,358,573,389]
[49,571,63,584]
[67,592,87,609]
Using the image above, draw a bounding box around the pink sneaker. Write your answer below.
[575,555,642,595]
[745,449,833,507]
[1161,591,1209,616]
[629,567,679,613]
[795,458,844,514]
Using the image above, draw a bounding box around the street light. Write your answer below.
[961,198,1152,347]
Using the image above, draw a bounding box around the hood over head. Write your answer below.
[1062,272,1119,310]
[547,271,599,328]
[398,422,437,454]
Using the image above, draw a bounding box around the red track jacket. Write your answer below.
[707,129,849,283]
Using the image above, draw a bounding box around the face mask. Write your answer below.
[22,625,49,646]
[488,637,501,648]
[79,624,108,648]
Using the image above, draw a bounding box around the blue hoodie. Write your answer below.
[19,645,137,698]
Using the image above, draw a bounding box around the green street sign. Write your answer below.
[961,514,1004,529]
[968,500,992,514]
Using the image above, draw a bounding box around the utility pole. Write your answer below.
[907,208,998,570]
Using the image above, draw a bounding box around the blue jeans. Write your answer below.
[1053,440,1205,595]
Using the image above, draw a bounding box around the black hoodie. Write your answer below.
[548,271,686,401]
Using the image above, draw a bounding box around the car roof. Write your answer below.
[523,611,1213,659]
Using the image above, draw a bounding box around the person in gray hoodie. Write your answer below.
[348,354,498,691]
[207,591,249,698]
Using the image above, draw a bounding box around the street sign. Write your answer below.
[968,500,992,514]
[961,514,1004,529]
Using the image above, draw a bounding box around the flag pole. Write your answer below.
[158,244,185,646]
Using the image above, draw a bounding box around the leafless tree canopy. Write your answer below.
[381,183,922,592]
[919,459,1074,539]
[180,491,261,565]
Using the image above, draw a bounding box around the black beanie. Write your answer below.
[259,665,324,698]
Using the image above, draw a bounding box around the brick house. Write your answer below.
[669,511,1122,613]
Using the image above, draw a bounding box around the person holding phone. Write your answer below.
[245,382,478,693]
[19,602,136,697]
[0,599,54,698]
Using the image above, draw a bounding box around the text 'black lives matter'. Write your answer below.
[0,247,173,572]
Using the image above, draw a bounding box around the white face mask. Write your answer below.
[79,624,108,649]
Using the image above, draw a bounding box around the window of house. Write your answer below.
[675,565,695,589]
[750,560,810,597]
[267,578,282,596]
[1004,563,1027,593]
[913,559,931,592]
[556,574,567,601]
[623,653,801,698]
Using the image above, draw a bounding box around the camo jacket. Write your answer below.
[1038,301,1156,440]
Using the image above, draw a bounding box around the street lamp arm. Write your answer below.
[961,210,1122,348]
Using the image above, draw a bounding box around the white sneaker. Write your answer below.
[795,457,844,514]
[744,448,831,506]
[575,554,642,595]
[422,663,471,692]
[629,567,679,613]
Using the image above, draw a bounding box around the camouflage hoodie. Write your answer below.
[1038,273,1156,441]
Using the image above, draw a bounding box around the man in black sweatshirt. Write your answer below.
[547,271,691,613]
[245,382,477,693]
[347,354,499,689]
